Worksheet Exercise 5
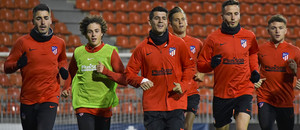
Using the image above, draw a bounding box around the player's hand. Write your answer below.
[288,59,297,74]
[254,78,266,89]
[17,52,27,69]
[59,67,69,80]
[250,70,260,83]
[61,89,70,98]
[173,82,183,94]
[296,79,300,90]
[96,61,105,73]
[194,72,205,82]
[211,54,222,69]
[141,81,154,91]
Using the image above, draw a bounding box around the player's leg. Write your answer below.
[213,96,235,130]
[166,109,185,130]
[95,116,111,130]
[36,102,57,130]
[76,113,95,130]
[20,103,38,130]
[276,107,294,130]
[234,95,252,130]
[257,102,276,130]
[144,111,166,130]
[184,94,200,130]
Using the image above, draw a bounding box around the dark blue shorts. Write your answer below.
[185,94,200,115]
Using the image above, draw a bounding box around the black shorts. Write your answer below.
[76,113,111,130]
[144,109,184,130]
[258,102,294,130]
[213,95,252,128]
[20,102,58,130]
[185,94,200,115]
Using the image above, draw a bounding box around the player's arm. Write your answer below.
[197,38,216,73]
[249,37,260,83]
[97,49,127,86]
[61,55,77,98]
[4,38,25,73]
[58,41,69,80]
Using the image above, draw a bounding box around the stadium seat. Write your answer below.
[206,25,217,36]
[256,26,268,38]
[178,2,189,13]
[262,4,276,15]
[115,0,126,12]
[89,0,101,11]
[13,9,27,21]
[12,21,27,34]
[128,24,141,36]
[288,16,300,27]
[203,2,214,13]
[26,10,33,21]
[204,14,218,25]
[129,36,142,48]
[190,2,203,13]
[192,25,205,37]
[68,35,81,47]
[123,88,137,101]
[115,24,128,35]
[54,22,71,35]
[191,13,204,25]
[213,2,222,14]
[121,102,134,114]
[1,0,14,9]
[267,0,279,4]
[286,29,296,39]
[249,4,262,15]
[199,88,213,101]
[128,12,141,24]
[0,9,14,21]
[63,102,73,115]
[152,1,164,8]
[294,104,300,115]
[165,1,176,11]
[26,21,34,32]
[102,11,115,23]
[138,1,151,12]
[293,27,300,37]
[89,11,100,16]
[277,4,289,15]
[256,0,268,3]
[14,0,28,9]
[126,0,139,12]
[136,102,143,114]
[292,0,300,4]
[116,36,129,48]
[240,15,252,26]
[0,45,9,52]
[141,24,151,36]
[0,87,6,101]
[0,60,4,73]
[5,102,20,115]
[106,23,116,35]
[6,87,20,101]
[253,15,266,26]
[0,33,12,47]
[115,12,128,24]
[240,3,250,14]
[186,26,192,36]
[140,12,149,24]
[289,5,299,16]
[75,0,90,11]
[27,0,40,9]
[198,102,212,115]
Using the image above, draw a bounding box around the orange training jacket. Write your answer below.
[4,34,68,105]
[256,41,300,107]
[125,33,196,111]
[197,28,259,99]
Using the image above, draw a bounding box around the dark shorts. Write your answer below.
[213,95,252,128]
[185,94,200,115]
[76,113,111,130]
[144,109,185,130]
[20,102,58,130]
[258,102,294,130]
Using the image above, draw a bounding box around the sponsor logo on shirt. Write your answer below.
[223,57,244,64]
[190,46,196,54]
[241,39,247,48]
[282,52,289,61]
[265,65,286,72]
[52,46,58,55]
[152,68,173,76]
[81,64,96,71]
[169,47,176,56]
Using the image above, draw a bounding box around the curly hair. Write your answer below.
[80,15,107,36]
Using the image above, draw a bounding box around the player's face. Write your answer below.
[222,5,240,28]
[268,22,287,44]
[33,10,52,35]
[170,12,187,35]
[86,23,103,47]
[149,11,168,36]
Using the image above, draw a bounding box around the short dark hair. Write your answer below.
[80,15,107,36]
[268,14,287,26]
[168,6,186,22]
[149,6,168,20]
[222,0,240,14]
[33,4,51,18]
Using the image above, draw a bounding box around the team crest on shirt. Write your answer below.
[282,52,289,61]
[241,39,247,48]
[52,46,58,55]
[190,46,196,54]
[169,47,176,56]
